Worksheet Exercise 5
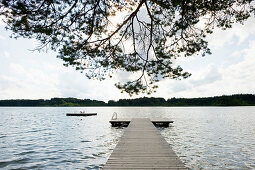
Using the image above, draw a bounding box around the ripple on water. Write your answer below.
[15,150,36,156]
[0,157,30,168]
[160,107,255,170]
[1,107,255,169]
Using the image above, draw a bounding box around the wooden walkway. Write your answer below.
[104,118,186,169]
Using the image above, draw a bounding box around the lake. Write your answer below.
[0,107,254,169]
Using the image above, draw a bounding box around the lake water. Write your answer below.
[0,107,254,169]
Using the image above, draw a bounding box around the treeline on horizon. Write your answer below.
[0,94,255,107]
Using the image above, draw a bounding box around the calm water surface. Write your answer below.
[0,107,254,169]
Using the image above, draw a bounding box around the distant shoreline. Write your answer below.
[0,94,254,107]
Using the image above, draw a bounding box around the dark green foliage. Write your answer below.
[166,94,255,106]
[0,94,254,107]
[1,0,254,94]
[0,98,106,107]
[108,97,166,106]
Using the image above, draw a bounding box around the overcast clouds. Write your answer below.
[0,16,255,101]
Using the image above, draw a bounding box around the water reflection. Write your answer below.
[159,107,255,169]
[0,107,254,169]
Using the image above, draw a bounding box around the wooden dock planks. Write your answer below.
[104,118,186,169]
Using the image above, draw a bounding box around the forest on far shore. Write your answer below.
[0,94,254,107]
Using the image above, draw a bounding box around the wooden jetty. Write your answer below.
[66,113,97,116]
[104,118,186,169]
[110,118,174,127]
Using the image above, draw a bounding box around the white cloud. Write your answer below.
[207,17,255,47]
[2,51,10,58]
[219,40,255,93]
[171,81,190,93]
[0,34,5,40]
[0,62,61,99]
[1,12,255,101]
[156,39,255,99]
[0,15,6,26]
[10,63,25,74]
[190,66,222,87]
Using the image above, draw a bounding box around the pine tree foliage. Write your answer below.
[1,0,254,94]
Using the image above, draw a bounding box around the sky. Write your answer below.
[0,14,255,102]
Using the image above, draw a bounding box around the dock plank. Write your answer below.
[104,118,186,169]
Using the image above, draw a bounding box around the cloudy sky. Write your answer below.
[0,15,255,102]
